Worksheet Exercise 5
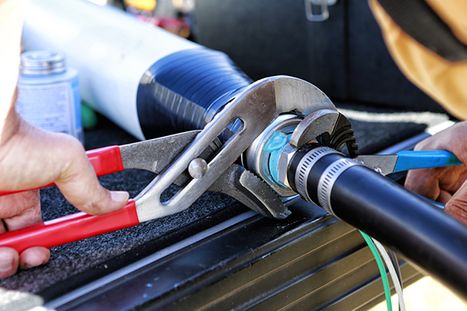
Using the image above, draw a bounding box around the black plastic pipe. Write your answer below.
[290,151,467,297]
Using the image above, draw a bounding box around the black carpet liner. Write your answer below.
[0,104,441,296]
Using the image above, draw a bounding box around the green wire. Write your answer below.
[359,230,393,311]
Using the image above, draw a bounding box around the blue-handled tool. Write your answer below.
[357,150,462,210]
[356,150,462,176]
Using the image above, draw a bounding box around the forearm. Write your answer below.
[0,0,24,143]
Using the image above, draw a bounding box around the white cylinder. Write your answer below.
[23,0,199,139]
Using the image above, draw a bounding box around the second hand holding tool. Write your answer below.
[356,150,461,209]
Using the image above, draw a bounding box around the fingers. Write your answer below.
[438,190,452,204]
[0,247,50,278]
[405,169,441,199]
[416,122,467,163]
[0,116,129,279]
[0,247,18,278]
[0,191,39,219]
[0,190,50,277]
[0,122,129,215]
[446,180,467,225]
[19,247,50,270]
[405,123,467,200]
[53,135,129,215]
[405,133,446,199]
[1,191,41,231]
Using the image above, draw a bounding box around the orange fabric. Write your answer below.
[426,0,467,46]
[369,0,467,120]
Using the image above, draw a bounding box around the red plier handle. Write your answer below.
[0,130,201,252]
[0,146,140,253]
[0,201,139,253]
[0,146,125,196]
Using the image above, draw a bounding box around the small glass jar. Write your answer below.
[16,51,83,143]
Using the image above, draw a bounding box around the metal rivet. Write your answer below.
[188,158,208,179]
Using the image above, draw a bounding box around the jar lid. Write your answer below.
[20,51,66,75]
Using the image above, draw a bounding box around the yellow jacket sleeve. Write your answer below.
[369,0,467,120]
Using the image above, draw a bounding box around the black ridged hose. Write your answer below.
[137,48,252,138]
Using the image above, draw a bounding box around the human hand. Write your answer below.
[0,112,129,278]
[405,122,467,225]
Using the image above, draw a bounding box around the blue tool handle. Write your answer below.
[394,150,462,173]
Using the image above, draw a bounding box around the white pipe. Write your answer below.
[23,0,200,139]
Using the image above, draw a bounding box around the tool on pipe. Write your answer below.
[4,0,465,298]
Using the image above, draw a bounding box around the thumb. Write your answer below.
[54,136,129,215]
[445,180,467,226]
